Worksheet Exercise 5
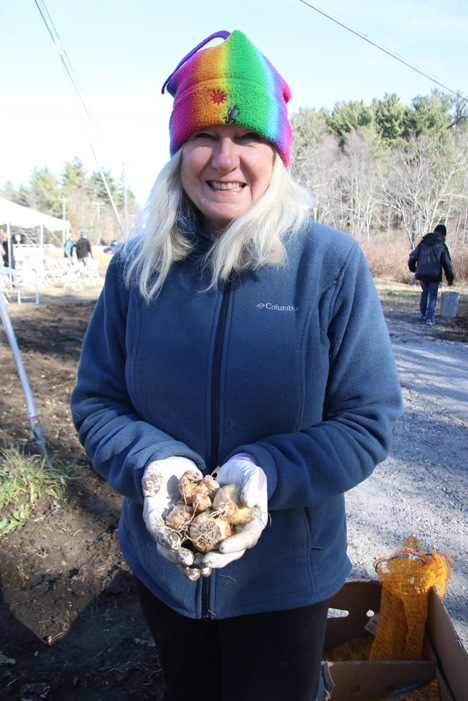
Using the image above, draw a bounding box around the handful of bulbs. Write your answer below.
[166,471,252,553]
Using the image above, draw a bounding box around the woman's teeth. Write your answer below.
[209,181,245,191]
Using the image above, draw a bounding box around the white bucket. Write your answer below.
[439,290,460,317]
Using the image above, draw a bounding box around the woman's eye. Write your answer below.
[239,132,263,143]
[194,132,215,140]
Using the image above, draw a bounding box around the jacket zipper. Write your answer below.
[202,277,232,619]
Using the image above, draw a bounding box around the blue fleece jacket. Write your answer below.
[71,219,402,620]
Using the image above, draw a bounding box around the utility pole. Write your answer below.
[92,201,105,246]
[122,162,129,237]
[59,197,71,247]
[59,196,71,221]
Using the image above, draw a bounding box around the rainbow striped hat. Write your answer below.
[162,30,292,166]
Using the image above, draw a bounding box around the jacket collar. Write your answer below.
[176,200,214,253]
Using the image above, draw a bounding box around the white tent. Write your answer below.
[0,197,69,232]
[0,197,69,261]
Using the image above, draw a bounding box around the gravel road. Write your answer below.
[345,314,468,652]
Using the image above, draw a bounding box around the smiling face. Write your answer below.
[180,125,275,235]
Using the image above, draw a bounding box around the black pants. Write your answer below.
[134,576,329,701]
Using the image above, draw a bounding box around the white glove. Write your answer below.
[142,456,211,580]
[194,455,268,570]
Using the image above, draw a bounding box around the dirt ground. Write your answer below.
[0,277,467,701]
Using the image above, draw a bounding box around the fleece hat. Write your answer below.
[162,30,292,166]
[434,224,447,236]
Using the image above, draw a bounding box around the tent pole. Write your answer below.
[0,292,52,467]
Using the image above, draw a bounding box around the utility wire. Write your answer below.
[34,0,104,138]
[89,143,125,238]
[0,4,49,91]
[33,0,125,237]
[299,0,467,103]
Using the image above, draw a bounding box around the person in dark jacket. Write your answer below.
[71,30,402,701]
[2,232,15,269]
[75,231,93,266]
[408,224,454,325]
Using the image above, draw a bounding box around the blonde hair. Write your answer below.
[124,149,314,301]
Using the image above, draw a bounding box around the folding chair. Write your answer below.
[62,266,84,292]
[27,257,53,287]
[0,267,14,303]
[45,256,65,282]
[58,258,73,271]
[82,259,100,285]
[15,268,40,304]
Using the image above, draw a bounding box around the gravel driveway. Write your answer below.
[345,311,468,652]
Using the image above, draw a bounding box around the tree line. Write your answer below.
[3,89,468,249]
[289,89,468,248]
[1,158,138,245]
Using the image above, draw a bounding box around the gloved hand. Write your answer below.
[448,280,453,286]
[194,455,268,570]
[142,456,211,581]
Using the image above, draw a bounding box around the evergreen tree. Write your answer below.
[451,92,468,129]
[86,169,116,204]
[374,93,407,146]
[27,166,61,216]
[0,180,21,204]
[290,107,330,150]
[61,157,87,194]
[405,89,453,139]
[327,100,374,138]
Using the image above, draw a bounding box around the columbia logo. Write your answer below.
[257,302,298,312]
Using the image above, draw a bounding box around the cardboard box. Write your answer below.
[323,580,468,701]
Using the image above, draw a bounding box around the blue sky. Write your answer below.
[1,0,467,203]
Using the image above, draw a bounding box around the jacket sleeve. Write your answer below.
[408,244,419,272]
[442,245,454,283]
[231,246,403,511]
[70,255,206,505]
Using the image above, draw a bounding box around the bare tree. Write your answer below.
[378,134,468,248]
[341,131,380,239]
[289,100,468,245]
[291,131,346,227]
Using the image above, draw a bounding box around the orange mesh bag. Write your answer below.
[373,679,440,701]
[370,537,452,661]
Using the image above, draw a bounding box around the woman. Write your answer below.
[72,30,402,701]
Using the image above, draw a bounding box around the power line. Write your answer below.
[33,0,125,237]
[0,5,48,90]
[34,0,104,138]
[299,0,467,103]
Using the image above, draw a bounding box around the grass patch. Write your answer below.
[0,447,67,536]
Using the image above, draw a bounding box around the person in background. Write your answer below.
[1,231,15,269]
[75,230,93,266]
[408,224,454,325]
[63,234,75,262]
[71,30,402,701]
